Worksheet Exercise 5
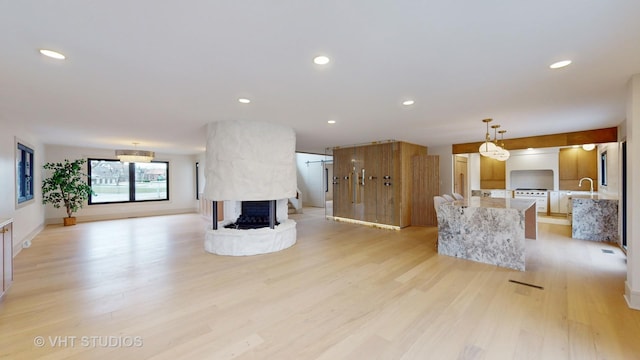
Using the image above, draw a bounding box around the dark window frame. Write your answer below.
[600,151,608,187]
[16,142,35,205]
[87,158,170,205]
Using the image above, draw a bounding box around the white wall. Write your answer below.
[0,120,46,254]
[44,144,198,223]
[625,74,640,310]
[468,153,481,191]
[295,153,331,207]
[429,145,453,195]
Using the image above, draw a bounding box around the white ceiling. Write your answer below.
[2,1,639,155]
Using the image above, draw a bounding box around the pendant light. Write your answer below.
[479,119,498,156]
[494,130,510,161]
[115,142,155,163]
[479,119,510,161]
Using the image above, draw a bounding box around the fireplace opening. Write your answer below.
[224,200,279,230]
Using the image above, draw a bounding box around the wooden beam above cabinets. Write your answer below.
[452,126,618,154]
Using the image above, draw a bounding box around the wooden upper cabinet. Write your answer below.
[559,148,598,191]
[559,148,579,180]
[577,148,598,181]
[480,156,506,189]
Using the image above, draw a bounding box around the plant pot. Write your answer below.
[63,217,77,226]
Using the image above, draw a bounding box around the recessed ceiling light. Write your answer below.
[549,60,572,69]
[313,55,330,65]
[39,49,66,60]
[327,120,336,124]
[402,100,415,106]
[238,98,251,104]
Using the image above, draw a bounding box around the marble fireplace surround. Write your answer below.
[203,120,297,256]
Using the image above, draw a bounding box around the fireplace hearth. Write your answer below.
[224,200,279,230]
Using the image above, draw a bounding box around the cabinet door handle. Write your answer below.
[361,169,365,186]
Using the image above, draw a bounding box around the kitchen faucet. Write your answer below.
[578,177,594,194]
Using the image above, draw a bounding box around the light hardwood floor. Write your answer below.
[1,208,639,359]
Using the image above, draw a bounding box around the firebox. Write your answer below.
[224,200,279,230]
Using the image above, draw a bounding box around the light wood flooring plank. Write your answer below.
[1,210,639,359]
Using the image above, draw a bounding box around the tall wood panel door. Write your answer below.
[397,142,428,227]
[352,145,365,221]
[332,147,354,219]
[359,144,382,223]
[411,155,440,226]
[378,142,396,225]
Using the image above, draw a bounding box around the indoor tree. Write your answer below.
[42,159,96,225]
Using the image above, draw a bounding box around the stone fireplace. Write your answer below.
[224,200,278,230]
[203,120,297,256]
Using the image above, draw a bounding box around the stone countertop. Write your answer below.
[0,218,13,227]
[568,192,618,200]
[448,197,536,211]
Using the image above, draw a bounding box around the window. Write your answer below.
[16,142,34,204]
[600,151,607,186]
[88,159,169,204]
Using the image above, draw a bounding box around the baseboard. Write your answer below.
[45,208,198,225]
[13,223,45,256]
[624,281,640,310]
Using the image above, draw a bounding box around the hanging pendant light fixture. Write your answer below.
[479,118,498,156]
[494,130,510,161]
[489,124,504,157]
[116,142,154,163]
[479,119,510,161]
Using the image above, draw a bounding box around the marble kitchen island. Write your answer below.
[437,197,537,271]
[571,194,619,242]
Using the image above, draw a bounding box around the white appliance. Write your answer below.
[514,188,548,213]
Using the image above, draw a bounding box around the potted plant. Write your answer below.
[42,159,96,226]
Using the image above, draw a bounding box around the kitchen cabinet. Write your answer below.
[480,156,505,189]
[559,148,597,191]
[332,147,354,220]
[549,191,559,213]
[332,141,428,227]
[558,191,572,214]
[1,218,13,300]
[549,191,572,214]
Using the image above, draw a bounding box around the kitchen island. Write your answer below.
[571,194,618,242]
[437,197,537,271]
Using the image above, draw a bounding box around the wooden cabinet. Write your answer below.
[332,141,427,227]
[332,147,354,219]
[559,148,598,191]
[1,219,13,300]
[480,156,506,189]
